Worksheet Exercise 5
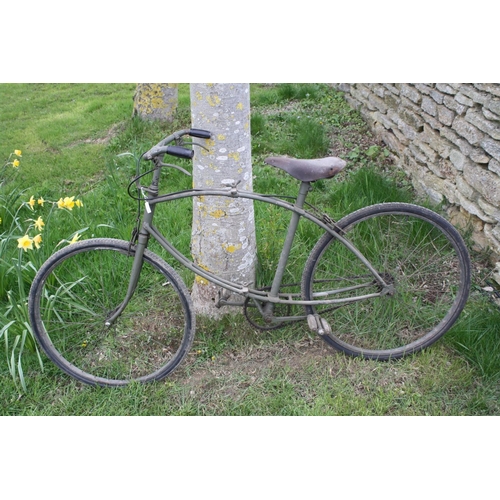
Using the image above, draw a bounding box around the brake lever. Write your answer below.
[177,139,210,152]
[159,162,191,176]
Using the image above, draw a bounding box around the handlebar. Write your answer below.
[143,128,212,161]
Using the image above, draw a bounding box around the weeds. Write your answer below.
[1,150,87,391]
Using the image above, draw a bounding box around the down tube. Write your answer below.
[147,188,389,290]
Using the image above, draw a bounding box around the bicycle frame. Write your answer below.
[107,159,391,326]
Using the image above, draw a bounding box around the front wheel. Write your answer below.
[28,238,195,387]
[301,203,471,360]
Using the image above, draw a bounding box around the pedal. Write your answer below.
[307,314,332,336]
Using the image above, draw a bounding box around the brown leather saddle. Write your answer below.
[264,156,346,182]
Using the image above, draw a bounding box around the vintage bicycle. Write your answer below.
[28,128,471,386]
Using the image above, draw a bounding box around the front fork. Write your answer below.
[105,163,160,326]
[104,230,150,326]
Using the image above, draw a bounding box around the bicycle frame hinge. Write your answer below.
[221,179,241,196]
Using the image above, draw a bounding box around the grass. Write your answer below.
[1,83,499,415]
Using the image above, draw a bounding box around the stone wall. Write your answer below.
[334,83,500,262]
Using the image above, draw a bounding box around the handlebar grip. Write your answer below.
[189,129,212,139]
[166,146,194,159]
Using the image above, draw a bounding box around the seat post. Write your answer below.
[263,181,311,317]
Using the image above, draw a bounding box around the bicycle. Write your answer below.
[28,128,471,387]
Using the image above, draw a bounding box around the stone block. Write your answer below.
[481,138,500,162]
[455,93,474,107]
[353,84,371,100]
[422,96,437,116]
[373,110,396,131]
[452,117,484,146]
[490,224,500,245]
[387,109,418,140]
[465,109,500,140]
[421,124,453,158]
[483,108,500,122]
[415,83,433,95]
[443,95,467,115]
[368,93,388,113]
[402,151,422,178]
[436,84,458,95]
[361,109,377,129]
[478,197,500,222]
[437,105,455,126]
[474,84,500,98]
[383,93,400,109]
[400,108,424,131]
[392,126,410,145]
[484,224,500,254]
[441,126,472,156]
[375,125,406,155]
[408,143,428,165]
[456,191,490,222]
[336,83,351,93]
[382,83,399,95]
[469,148,491,164]
[398,84,421,104]
[415,171,445,205]
[489,158,500,176]
[344,95,362,111]
[372,84,386,98]
[430,89,445,105]
[420,111,442,131]
[486,99,500,116]
[456,175,477,199]
[415,140,438,164]
[450,150,467,171]
[428,158,456,180]
[459,84,489,106]
[463,162,500,206]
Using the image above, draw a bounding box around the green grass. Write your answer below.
[1,83,499,415]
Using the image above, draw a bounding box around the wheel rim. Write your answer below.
[32,242,193,385]
[304,208,469,357]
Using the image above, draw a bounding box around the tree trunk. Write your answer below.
[190,83,256,318]
[133,83,178,121]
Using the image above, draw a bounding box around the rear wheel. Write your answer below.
[28,238,195,386]
[301,203,470,359]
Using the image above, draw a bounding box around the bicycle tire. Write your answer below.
[301,203,470,360]
[28,238,195,387]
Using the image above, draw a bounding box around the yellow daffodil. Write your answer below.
[14,150,22,157]
[17,235,33,251]
[63,196,75,210]
[69,233,81,244]
[28,196,36,209]
[38,197,45,206]
[13,159,20,168]
[75,199,83,208]
[33,234,42,249]
[0,217,2,225]
[34,216,45,231]
[57,196,76,210]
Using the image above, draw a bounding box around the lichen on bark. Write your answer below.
[190,83,256,317]
[133,83,178,121]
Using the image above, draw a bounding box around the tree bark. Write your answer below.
[190,83,256,318]
[133,83,178,121]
